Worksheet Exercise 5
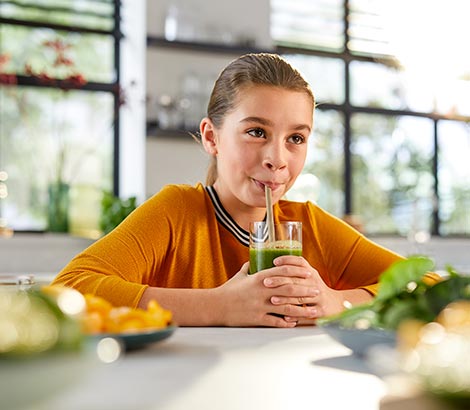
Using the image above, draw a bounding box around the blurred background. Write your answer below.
[0,0,469,244]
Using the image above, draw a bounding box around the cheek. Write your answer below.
[221,142,257,166]
[290,151,307,175]
[217,144,252,176]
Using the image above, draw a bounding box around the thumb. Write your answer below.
[240,261,250,275]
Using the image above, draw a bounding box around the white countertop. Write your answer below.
[30,327,388,410]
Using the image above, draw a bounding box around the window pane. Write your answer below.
[0,86,113,231]
[0,25,115,83]
[348,0,392,57]
[271,0,344,52]
[433,79,470,118]
[351,114,434,235]
[283,54,344,104]
[286,109,344,217]
[438,121,470,235]
[350,60,434,112]
[0,1,114,31]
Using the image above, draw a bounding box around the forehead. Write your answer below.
[234,84,313,109]
[230,85,314,123]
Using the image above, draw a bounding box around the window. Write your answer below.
[271,0,344,52]
[351,114,434,234]
[284,54,345,105]
[0,0,121,236]
[272,0,470,236]
[438,120,470,235]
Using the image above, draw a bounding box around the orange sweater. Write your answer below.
[53,183,406,307]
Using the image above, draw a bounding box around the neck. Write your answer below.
[212,183,266,231]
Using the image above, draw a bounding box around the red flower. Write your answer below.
[0,53,17,86]
[54,55,74,67]
[22,38,87,90]
[61,74,87,90]
[42,39,71,52]
[0,53,11,67]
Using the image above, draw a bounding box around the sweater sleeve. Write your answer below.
[305,203,441,295]
[305,203,404,293]
[51,185,186,307]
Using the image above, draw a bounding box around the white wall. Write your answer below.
[120,0,147,203]
[146,0,272,47]
[146,135,209,196]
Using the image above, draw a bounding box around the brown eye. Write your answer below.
[289,134,305,145]
[247,128,266,138]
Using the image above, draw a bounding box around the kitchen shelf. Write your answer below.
[146,36,274,139]
[146,121,197,139]
[147,35,273,56]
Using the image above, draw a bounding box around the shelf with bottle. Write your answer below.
[146,2,274,138]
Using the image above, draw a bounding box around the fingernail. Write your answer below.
[264,278,273,286]
[271,296,280,304]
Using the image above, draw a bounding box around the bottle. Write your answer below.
[164,4,179,41]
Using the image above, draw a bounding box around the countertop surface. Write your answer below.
[27,326,389,410]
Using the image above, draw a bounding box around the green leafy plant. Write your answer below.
[99,191,137,235]
[317,256,470,330]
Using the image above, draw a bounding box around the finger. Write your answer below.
[263,277,320,295]
[271,304,317,319]
[283,308,318,321]
[271,294,319,306]
[293,318,318,326]
[263,273,312,288]
[273,255,310,267]
[240,261,250,274]
[262,313,297,328]
[259,265,312,280]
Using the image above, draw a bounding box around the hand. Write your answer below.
[263,255,348,323]
[214,262,317,328]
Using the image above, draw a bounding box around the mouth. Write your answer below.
[253,179,283,192]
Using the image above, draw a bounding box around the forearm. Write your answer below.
[138,286,223,326]
[340,288,374,307]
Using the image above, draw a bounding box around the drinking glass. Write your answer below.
[249,221,302,274]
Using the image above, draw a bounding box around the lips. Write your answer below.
[253,179,283,191]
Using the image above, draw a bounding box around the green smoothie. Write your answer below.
[249,240,302,274]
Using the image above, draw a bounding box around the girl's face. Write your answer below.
[202,84,313,221]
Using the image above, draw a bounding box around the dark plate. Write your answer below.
[92,325,177,350]
[320,323,396,356]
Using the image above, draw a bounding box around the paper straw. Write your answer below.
[265,185,275,243]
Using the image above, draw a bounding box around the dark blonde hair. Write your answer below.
[204,53,315,186]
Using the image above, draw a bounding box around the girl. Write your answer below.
[53,53,409,327]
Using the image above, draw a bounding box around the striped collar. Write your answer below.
[205,185,263,247]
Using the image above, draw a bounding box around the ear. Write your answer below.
[200,117,218,155]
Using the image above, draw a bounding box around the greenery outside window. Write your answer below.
[272,0,470,236]
[0,0,121,237]
[438,120,470,235]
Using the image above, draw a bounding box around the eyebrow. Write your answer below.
[240,116,311,133]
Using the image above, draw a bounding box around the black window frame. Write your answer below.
[145,0,470,237]
[276,0,470,236]
[0,0,123,196]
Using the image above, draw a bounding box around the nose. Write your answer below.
[262,141,287,171]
